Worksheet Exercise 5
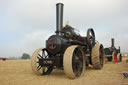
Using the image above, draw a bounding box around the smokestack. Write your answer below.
[118,46,120,52]
[111,38,115,47]
[56,3,64,36]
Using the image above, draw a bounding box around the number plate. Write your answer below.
[43,60,53,64]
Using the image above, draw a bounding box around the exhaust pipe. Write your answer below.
[111,38,115,47]
[56,3,64,36]
[118,46,120,52]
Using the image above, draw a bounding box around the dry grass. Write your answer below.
[0,58,128,85]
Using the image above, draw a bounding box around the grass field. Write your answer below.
[0,58,128,85]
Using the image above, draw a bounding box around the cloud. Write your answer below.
[19,30,53,55]
[0,0,128,57]
[0,30,53,57]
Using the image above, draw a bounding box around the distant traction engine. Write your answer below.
[104,38,122,63]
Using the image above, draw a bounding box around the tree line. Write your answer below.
[21,53,31,59]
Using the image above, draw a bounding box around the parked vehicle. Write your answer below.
[31,3,104,79]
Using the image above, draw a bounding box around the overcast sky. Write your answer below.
[0,0,128,57]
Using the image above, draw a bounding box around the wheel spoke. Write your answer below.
[72,63,77,74]
[45,55,49,58]
[42,50,45,58]
[38,54,42,58]
[44,51,48,58]
[75,63,81,76]
[37,56,40,59]
[72,48,84,77]
[42,67,47,73]
[77,65,82,76]
[37,65,42,71]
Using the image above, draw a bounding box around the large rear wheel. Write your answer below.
[31,48,53,75]
[91,43,104,69]
[63,45,85,79]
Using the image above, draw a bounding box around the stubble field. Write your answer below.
[0,57,128,85]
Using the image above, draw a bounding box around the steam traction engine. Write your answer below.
[31,3,104,79]
[104,38,122,62]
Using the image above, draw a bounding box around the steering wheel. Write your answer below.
[87,28,95,47]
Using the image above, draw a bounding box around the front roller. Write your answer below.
[63,45,85,79]
[91,43,104,69]
[31,48,53,75]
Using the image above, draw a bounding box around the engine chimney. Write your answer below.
[111,38,115,47]
[118,46,120,52]
[56,3,64,36]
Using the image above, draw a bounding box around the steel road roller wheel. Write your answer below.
[87,28,95,48]
[91,43,104,69]
[31,48,53,75]
[63,45,85,79]
[117,53,122,62]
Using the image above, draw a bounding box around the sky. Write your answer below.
[0,0,128,57]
